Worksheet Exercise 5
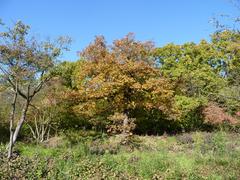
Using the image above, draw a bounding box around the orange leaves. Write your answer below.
[80,35,108,62]
[106,112,136,135]
[112,33,154,64]
[69,33,177,129]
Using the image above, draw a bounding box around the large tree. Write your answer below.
[0,21,70,158]
[154,35,239,129]
[68,33,176,134]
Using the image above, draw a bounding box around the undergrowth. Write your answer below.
[0,131,240,179]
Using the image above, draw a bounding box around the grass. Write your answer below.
[0,131,240,179]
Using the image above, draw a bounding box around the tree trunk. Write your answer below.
[7,86,18,159]
[12,100,29,145]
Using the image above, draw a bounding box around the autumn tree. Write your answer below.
[0,21,70,158]
[69,33,175,134]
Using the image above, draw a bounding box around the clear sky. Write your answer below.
[0,0,239,61]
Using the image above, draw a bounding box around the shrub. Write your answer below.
[106,112,136,135]
[203,102,238,125]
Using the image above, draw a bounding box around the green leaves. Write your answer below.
[175,95,206,115]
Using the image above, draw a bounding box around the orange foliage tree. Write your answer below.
[68,33,176,133]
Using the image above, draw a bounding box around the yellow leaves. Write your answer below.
[132,82,141,90]
[73,101,96,117]
[143,78,173,93]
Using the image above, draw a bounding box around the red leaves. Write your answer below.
[236,111,240,117]
[202,103,238,125]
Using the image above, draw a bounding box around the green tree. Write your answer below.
[154,40,226,97]
[154,35,239,129]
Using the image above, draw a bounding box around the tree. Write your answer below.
[211,31,240,85]
[0,21,70,159]
[154,40,227,97]
[68,33,176,134]
[154,35,240,130]
[53,61,76,89]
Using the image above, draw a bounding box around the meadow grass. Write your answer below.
[0,131,240,179]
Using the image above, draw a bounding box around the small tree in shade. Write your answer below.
[0,21,71,159]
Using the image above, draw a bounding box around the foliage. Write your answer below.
[67,33,176,133]
[53,61,76,89]
[0,19,239,173]
[153,31,240,130]
[202,102,238,125]
[154,40,226,97]
[0,20,70,158]
[106,112,136,135]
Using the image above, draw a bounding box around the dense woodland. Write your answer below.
[0,19,240,179]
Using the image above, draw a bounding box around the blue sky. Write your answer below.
[0,0,239,61]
